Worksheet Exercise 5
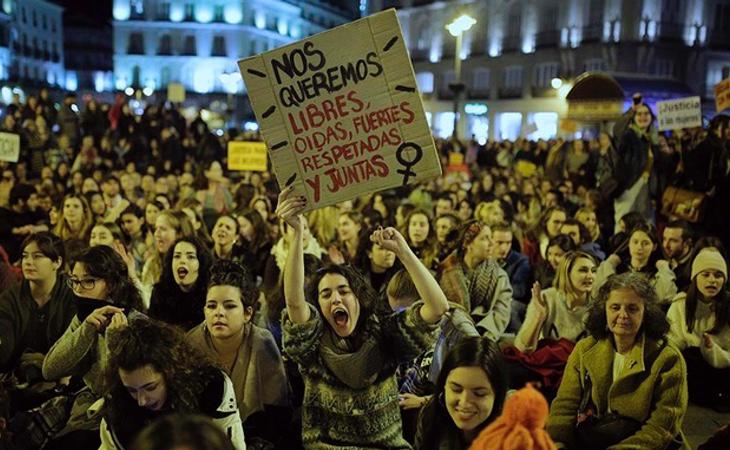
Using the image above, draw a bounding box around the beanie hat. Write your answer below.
[469,384,557,450]
[691,249,727,280]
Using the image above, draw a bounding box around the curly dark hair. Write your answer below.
[584,272,670,341]
[207,259,258,311]
[417,337,508,450]
[104,319,219,430]
[72,245,143,311]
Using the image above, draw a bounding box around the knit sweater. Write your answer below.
[282,302,437,450]
[667,293,730,368]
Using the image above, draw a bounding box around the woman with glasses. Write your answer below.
[276,186,448,449]
[42,245,144,447]
[0,232,75,375]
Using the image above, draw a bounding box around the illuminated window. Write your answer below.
[415,72,434,93]
[503,66,523,89]
[533,63,559,88]
[212,36,226,57]
[496,112,522,141]
[527,112,558,140]
[472,68,490,92]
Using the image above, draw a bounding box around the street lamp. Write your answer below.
[446,14,476,139]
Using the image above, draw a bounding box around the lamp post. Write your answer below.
[446,14,476,139]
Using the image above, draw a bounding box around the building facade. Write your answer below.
[394,0,730,141]
[112,0,356,101]
[7,0,64,89]
[64,14,114,93]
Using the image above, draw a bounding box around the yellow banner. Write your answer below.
[715,78,730,113]
[227,141,268,171]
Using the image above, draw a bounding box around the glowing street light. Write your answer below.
[551,77,563,89]
[445,14,476,139]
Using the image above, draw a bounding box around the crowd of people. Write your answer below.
[0,87,729,450]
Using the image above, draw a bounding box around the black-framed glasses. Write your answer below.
[66,277,97,291]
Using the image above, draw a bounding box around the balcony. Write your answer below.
[467,88,490,99]
[531,86,557,98]
[157,46,173,56]
[498,87,522,98]
[582,25,602,43]
[502,35,520,53]
[127,45,145,55]
[535,30,560,48]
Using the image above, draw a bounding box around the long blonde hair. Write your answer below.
[553,251,597,302]
[54,193,93,241]
[142,210,195,286]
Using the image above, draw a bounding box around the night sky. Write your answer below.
[55,0,112,24]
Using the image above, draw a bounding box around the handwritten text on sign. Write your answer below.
[238,9,440,211]
[0,132,20,163]
[227,141,268,172]
[716,78,730,113]
[657,96,702,131]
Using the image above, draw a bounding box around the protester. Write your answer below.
[415,337,507,450]
[277,185,447,449]
[548,272,688,449]
[100,319,245,450]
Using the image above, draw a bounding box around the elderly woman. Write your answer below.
[548,272,688,450]
[276,185,448,449]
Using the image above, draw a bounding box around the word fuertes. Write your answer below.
[290,90,415,202]
[271,42,383,108]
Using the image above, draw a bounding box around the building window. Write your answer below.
[42,14,47,30]
[652,59,675,78]
[21,7,26,23]
[723,66,730,79]
[533,62,559,88]
[159,1,170,20]
[506,5,521,38]
[715,3,730,32]
[158,34,172,55]
[184,3,195,21]
[661,0,684,23]
[51,20,56,33]
[539,6,559,32]
[211,36,226,57]
[182,35,196,55]
[415,72,434,93]
[214,4,224,22]
[587,0,604,26]
[32,10,37,27]
[442,70,455,91]
[128,33,145,55]
[583,58,606,72]
[472,68,490,92]
[503,66,523,89]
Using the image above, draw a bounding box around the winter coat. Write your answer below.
[548,335,689,449]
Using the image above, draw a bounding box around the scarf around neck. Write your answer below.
[319,319,385,390]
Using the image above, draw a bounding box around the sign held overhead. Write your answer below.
[657,96,702,131]
[238,9,441,212]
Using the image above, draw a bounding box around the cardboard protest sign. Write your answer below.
[716,78,730,113]
[0,132,20,163]
[228,141,268,171]
[238,9,441,211]
[657,96,701,131]
[167,83,186,103]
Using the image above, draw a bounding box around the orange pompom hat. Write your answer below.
[469,384,557,450]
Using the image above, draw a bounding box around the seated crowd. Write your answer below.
[0,91,730,450]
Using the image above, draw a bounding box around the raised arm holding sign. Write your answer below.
[239,9,441,213]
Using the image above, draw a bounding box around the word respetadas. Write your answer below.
[271,42,383,108]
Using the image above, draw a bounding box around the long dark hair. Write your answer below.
[684,264,730,334]
[619,223,661,275]
[73,245,143,311]
[236,208,271,251]
[585,272,669,341]
[104,319,219,432]
[417,337,508,450]
[158,236,213,299]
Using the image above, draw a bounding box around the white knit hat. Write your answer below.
[691,249,728,280]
